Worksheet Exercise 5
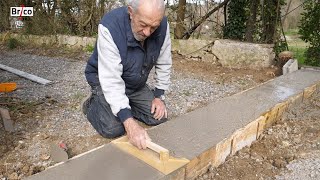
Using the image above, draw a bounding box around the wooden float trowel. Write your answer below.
[112,136,189,175]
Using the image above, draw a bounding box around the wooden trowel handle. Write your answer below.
[146,141,169,161]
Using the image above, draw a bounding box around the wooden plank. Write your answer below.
[257,116,267,139]
[287,92,303,109]
[0,108,14,132]
[276,101,289,120]
[231,120,258,155]
[264,105,279,129]
[160,167,186,180]
[185,147,215,179]
[264,102,289,127]
[112,136,189,175]
[303,84,317,100]
[0,64,52,85]
[212,137,232,167]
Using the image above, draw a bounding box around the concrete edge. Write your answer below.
[46,144,106,170]
[36,80,320,180]
[167,80,320,179]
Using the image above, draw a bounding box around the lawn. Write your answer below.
[284,29,309,66]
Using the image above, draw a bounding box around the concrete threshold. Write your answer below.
[27,69,320,180]
[26,144,166,180]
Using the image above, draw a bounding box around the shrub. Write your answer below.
[7,38,19,49]
[298,1,320,66]
[304,46,320,66]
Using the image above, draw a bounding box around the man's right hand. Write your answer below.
[123,118,150,149]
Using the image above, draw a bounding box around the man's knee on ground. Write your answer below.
[99,127,125,139]
[144,117,167,126]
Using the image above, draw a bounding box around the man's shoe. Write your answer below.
[81,92,92,116]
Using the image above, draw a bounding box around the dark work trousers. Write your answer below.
[84,85,167,138]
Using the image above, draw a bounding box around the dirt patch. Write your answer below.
[0,96,111,179]
[0,45,277,179]
[197,91,320,180]
[173,54,276,84]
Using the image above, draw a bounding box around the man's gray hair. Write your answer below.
[127,0,164,12]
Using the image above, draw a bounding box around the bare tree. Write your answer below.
[182,0,230,39]
[281,0,292,26]
[174,0,186,39]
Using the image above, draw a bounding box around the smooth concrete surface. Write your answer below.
[148,69,320,160]
[26,69,320,180]
[26,144,164,180]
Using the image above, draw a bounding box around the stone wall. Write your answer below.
[1,33,96,49]
[212,39,275,68]
[1,33,275,68]
[171,39,275,68]
[171,39,217,63]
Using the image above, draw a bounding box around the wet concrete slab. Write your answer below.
[148,69,320,160]
[26,144,164,180]
[26,69,320,180]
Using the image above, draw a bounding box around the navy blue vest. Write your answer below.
[85,7,168,93]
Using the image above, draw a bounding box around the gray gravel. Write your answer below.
[0,52,93,137]
[276,151,320,180]
[148,70,241,118]
[1,51,252,138]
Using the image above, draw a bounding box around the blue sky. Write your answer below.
[164,0,222,5]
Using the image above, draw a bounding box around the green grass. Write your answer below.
[85,44,94,53]
[285,29,308,66]
[284,29,299,36]
[289,46,307,65]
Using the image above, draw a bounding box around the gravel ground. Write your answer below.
[0,51,255,136]
[0,52,92,137]
[276,151,320,180]
[0,50,274,179]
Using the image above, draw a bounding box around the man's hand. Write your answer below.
[151,98,167,120]
[123,118,150,149]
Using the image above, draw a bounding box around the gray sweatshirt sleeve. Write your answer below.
[97,24,132,122]
[154,22,172,97]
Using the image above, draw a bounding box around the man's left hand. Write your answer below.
[151,98,167,120]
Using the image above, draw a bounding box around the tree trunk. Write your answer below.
[262,0,278,43]
[100,0,105,17]
[223,2,227,28]
[50,0,57,17]
[174,0,186,39]
[281,0,292,27]
[273,0,281,43]
[245,0,259,42]
[0,1,11,31]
